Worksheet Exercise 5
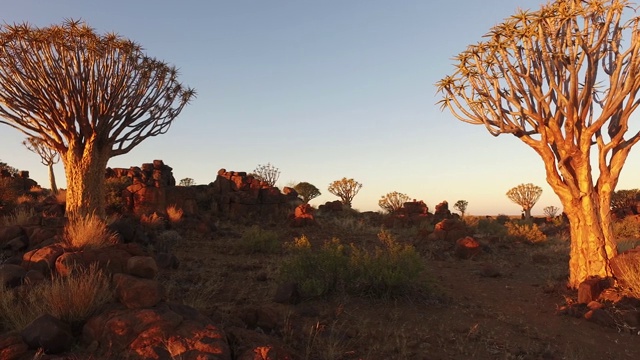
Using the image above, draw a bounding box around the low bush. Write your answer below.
[63,214,118,250]
[105,176,131,214]
[614,256,640,299]
[505,221,547,244]
[240,226,282,254]
[474,218,507,238]
[0,207,35,226]
[166,204,184,223]
[279,230,425,299]
[613,216,640,240]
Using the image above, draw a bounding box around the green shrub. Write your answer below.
[505,221,547,244]
[240,226,282,254]
[347,229,424,297]
[105,176,131,214]
[279,231,425,299]
[475,218,507,238]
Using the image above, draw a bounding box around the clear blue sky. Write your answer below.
[1,0,639,215]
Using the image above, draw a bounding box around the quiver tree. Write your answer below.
[436,0,640,287]
[0,20,194,218]
[23,137,60,194]
[378,191,410,213]
[179,177,195,187]
[294,182,321,203]
[253,163,281,187]
[453,200,468,218]
[543,205,560,218]
[506,183,542,221]
[328,177,362,207]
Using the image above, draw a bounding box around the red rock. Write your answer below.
[227,326,295,360]
[83,303,230,359]
[577,276,611,304]
[454,237,481,259]
[55,251,85,276]
[584,308,616,327]
[0,332,28,360]
[22,244,64,274]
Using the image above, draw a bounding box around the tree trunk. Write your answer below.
[563,198,615,288]
[48,163,58,194]
[523,207,532,221]
[61,139,110,219]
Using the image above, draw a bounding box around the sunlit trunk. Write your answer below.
[48,163,58,194]
[549,160,618,288]
[523,208,532,221]
[61,138,109,219]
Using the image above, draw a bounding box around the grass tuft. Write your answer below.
[240,225,282,254]
[63,214,118,251]
[0,207,35,226]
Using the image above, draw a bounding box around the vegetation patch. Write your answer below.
[63,214,118,251]
[240,225,282,254]
[279,230,425,299]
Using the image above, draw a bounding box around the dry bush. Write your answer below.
[140,212,167,230]
[0,264,113,331]
[505,221,547,244]
[614,257,640,299]
[63,214,118,250]
[166,204,184,223]
[613,216,640,240]
[47,263,114,323]
[0,207,36,226]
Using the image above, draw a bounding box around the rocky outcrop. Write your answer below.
[210,169,299,220]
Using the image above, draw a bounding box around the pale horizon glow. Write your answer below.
[1,1,640,216]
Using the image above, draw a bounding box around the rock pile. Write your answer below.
[210,168,299,219]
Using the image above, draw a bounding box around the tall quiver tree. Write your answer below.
[23,137,60,194]
[0,20,194,218]
[436,0,640,288]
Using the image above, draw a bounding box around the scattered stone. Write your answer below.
[0,332,28,360]
[273,282,300,305]
[454,237,481,259]
[577,276,611,304]
[23,269,45,286]
[126,256,158,279]
[0,264,26,288]
[22,244,64,274]
[0,225,24,244]
[156,252,180,269]
[584,308,616,328]
[83,302,230,359]
[227,326,295,360]
[586,301,604,310]
[21,314,73,354]
[478,263,501,278]
[113,273,164,309]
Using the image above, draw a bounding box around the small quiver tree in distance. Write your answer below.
[23,137,60,194]
[378,191,410,214]
[253,163,281,187]
[294,182,321,203]
[0,20,194,218]
[179,177,195,187]
[328,178,362,208]
[506,184,542,221]
[453,200,468,218]
[435,0,640,287]
[543,206,560,219]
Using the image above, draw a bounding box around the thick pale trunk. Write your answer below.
[563,200,615,288]
[48,163,58,194]
[523,208,532,221]
[62,139,109,219]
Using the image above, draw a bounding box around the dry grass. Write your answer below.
[614,256,640,298]
[0,264,113,331]
[140,212,166,230]
[63,214,118,251]
[0,207,36,226]
[166,204,184,223]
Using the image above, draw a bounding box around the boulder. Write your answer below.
[0,264,26,288]
[21,314,73,354]
[577,276,611,304]
[454,237,481,259]
[113,273,164,309]
[126,256,158,279]
[22,244,64,274]
[0,225,24,244]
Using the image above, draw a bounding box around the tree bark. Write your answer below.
[48,163,58,194]
[61,139,109,219]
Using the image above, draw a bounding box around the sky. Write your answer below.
[1,0,640,216]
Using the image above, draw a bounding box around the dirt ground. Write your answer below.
[161,221,640,360]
